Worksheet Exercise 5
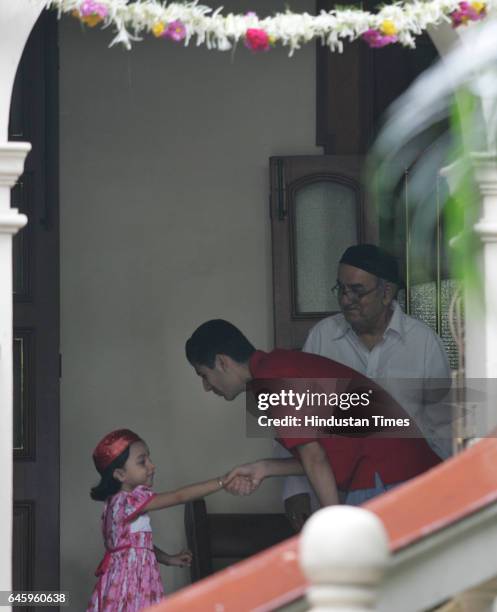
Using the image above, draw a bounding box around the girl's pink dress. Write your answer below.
[87,485,164,611]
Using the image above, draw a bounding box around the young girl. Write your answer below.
[87,429,234,611]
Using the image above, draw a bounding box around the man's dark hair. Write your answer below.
[185,319,256,368]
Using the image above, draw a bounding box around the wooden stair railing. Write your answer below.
[146,436,497,612]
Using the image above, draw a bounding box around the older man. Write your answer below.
[305,244,451,452]
[279,244,451,508]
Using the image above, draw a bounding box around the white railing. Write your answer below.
[300,506,389,612]
[300,502,497,612]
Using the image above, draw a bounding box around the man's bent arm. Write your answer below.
[296,441,339,506]
[260,458,305,476]
[234,457,304,480]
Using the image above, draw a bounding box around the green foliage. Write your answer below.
[444,89,482,291]
[368,69,485,293]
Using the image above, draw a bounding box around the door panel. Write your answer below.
[270,155,377,349]
[10,13,60,606]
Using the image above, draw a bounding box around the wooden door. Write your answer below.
[10,13,60,606]
[269,155,377,349]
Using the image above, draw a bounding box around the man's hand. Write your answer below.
[284,492,312,533]
[224,461,267,496]
[225,475,257,495]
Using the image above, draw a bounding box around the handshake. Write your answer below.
[221,460,267,496]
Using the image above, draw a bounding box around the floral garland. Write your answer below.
[46,0,491,53]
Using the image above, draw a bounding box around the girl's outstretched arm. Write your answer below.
[145,475,227,512]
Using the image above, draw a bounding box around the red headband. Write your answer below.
[93,429,142,473]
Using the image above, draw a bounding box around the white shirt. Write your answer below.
[302,301,452,459]
[277,301,452,501]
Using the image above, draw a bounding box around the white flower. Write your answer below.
[45,0,492,52]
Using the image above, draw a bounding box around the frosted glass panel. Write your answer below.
[397,279,460,369]
[295,181,357,314]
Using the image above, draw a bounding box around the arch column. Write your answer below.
[471,152,497,379]
[428,18,497,441]
[0,0,44,599]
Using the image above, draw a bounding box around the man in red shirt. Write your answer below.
[186,319,441,507]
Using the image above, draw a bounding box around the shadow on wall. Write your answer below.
[62,557,94,610]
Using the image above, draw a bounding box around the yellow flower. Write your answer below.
[152,22,165,37]
[82,14,103,27]
[471,1,485,13]
[380,20,397,36]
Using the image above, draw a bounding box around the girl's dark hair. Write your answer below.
[90,446,130,501]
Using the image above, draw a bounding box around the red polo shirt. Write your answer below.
[249,349,441,490]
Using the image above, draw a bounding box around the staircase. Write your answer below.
[145,436,497,612]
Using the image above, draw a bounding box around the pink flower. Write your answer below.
[361,28,398,48]
[164,19,186,42]
[450,8,465,25]
[450,1,486,26]
[80,0,108,19]
[244,28,271,52]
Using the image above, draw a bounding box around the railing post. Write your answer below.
[300,506,390,611]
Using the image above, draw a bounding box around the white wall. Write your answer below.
[59,1,319,607]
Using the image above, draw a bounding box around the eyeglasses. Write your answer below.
[331,281,381,301]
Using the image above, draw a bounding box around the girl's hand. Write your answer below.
[168,549,193,567]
